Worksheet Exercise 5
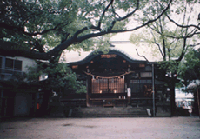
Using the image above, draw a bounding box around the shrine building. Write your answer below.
[68,49,171,116]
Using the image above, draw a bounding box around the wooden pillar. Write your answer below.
[152,63,156,117]
[86,76,91,107]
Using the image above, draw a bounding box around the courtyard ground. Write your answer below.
[0,116,200,139]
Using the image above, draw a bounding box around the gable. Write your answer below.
[69,50,149,76]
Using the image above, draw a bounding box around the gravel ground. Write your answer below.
[0,116,200,139]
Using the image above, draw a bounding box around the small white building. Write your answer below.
[0,55,38,117]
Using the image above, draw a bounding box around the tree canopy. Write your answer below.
[129,0,200,116]
[27,62,87,95]
[179,48,200,86]
[0,0,172,62]
[130,0,200,71]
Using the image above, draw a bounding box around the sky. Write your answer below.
[63,31,162,63]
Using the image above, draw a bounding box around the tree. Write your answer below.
[166,0,200,115]
[129,0,200,116]
[179,48,200,116]
[179,48,200,85]
[27,62,86,94]
[26,61,87,115]
[0,0,172,63]
[0,0,173,115]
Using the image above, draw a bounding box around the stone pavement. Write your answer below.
[0,117,200,139]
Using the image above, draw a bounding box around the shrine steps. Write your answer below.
[66,107,149,117]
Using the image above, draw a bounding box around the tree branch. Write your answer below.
[0,22,69,37]
[97,0,114,29]
[111,4,121,18]
[136,49,149,62]
[150,24,199,39]
[150,30,164,57]
[175,37,187,62]
[117,0,139,22]
[189,43,200,47]
[0,40,50,60]
[167,15,200,30]
[169,39,178,51]
[109,0,171,32]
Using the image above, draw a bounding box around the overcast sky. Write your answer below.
[62,31,162,63]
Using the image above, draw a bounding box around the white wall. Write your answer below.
[5,56,37,73]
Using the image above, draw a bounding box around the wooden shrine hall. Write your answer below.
[69,50,170,116]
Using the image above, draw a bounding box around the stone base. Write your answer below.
[65,106,149,117]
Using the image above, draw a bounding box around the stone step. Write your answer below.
[67,107,149,117]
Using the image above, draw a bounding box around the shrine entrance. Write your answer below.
[89,77,127,107]
[91,77,124,94]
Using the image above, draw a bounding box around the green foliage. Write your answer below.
[76,81,87,94]
[26,62,87,94]
[1,0,172,55]
[130,0,199,90]
[129,33,146,45]
[159,60,178,73]
[178,48,200,81]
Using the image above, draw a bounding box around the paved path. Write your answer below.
[0,117,200,139]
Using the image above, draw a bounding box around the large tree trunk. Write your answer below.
[37,53,62,116]
[39,89,51,116]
